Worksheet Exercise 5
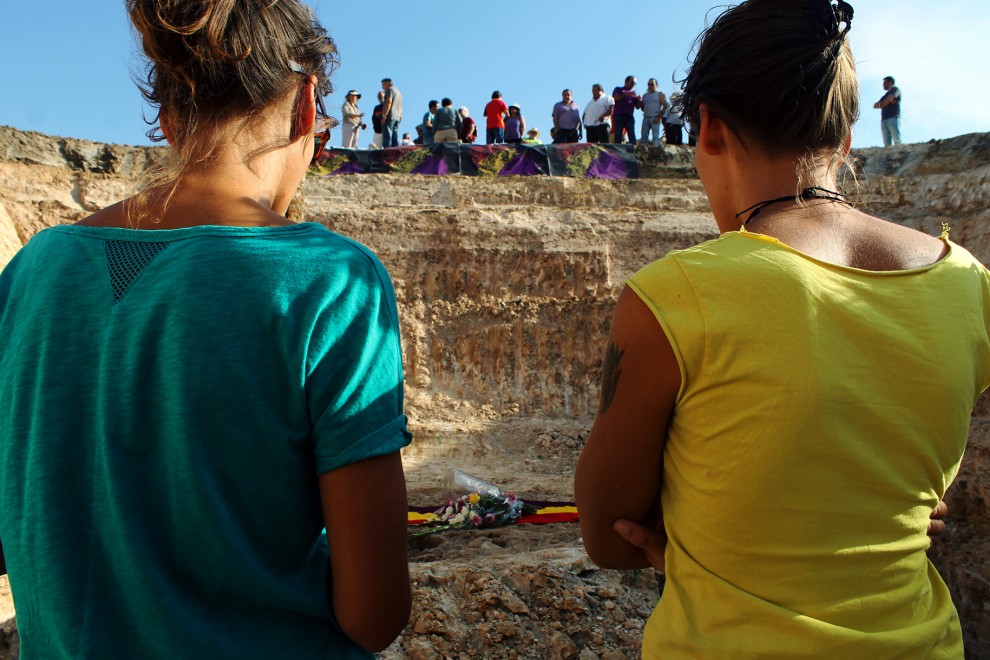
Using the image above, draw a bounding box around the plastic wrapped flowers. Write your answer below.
[408,470,537,538]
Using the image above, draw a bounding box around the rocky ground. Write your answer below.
[387,417,667,660]
[1,126,989,658]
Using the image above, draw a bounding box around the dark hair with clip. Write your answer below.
[677,0,858,162]
[810,0,854,41]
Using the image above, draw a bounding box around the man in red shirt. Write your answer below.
[483,91,509,144]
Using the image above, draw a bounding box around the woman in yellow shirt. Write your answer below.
[574,1,990,658]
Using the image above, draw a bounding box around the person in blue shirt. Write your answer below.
[422,99,439,145]
[0,0,412,657]
[874,75,902,146]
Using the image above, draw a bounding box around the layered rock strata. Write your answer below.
[0,125,988,658]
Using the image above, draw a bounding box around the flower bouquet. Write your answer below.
[408,469,538,538]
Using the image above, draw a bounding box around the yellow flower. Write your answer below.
[468,493,481,504]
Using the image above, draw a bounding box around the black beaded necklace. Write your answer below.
[735,186,849,225]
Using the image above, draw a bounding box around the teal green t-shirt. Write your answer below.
[0,223,411,658]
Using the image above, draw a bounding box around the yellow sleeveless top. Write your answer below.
[628,231,990,659]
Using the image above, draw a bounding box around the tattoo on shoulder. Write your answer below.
[599,342,625,416]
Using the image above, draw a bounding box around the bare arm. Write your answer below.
[320,451,410,652]
[575,286,680,570]
[874,91,897,109]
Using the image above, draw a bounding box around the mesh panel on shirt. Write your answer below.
[105,239,169,303]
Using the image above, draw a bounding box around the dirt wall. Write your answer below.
[1,125,989,658]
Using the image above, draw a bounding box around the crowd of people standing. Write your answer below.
[334,76,691,150]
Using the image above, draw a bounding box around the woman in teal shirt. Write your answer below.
[0,1,412,657]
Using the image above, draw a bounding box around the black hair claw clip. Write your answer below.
[812,0,854,39]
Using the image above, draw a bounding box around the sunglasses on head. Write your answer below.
[288,59,339,165]
[312,95,338,165]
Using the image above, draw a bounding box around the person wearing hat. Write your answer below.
[504,104,526,144]
[522,128,542,145]
[341,90,365,149]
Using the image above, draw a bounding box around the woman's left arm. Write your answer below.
[320,452,410,652]
[575,285,680,570]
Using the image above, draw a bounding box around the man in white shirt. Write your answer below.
[582,84,614,144]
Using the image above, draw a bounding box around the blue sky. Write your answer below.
[1,1,987,150]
